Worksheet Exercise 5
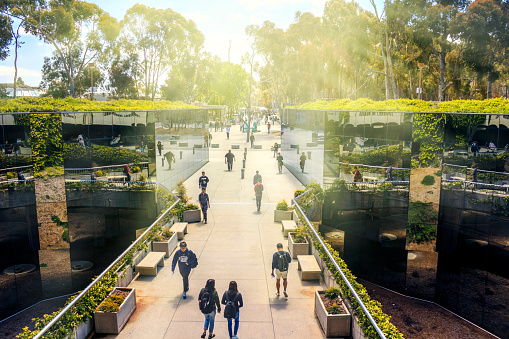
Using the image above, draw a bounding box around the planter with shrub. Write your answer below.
[315,287,351,338]
[274,200,293,222]
[94,287,136,334]
[151,227,177,258]
[288,228,309,259]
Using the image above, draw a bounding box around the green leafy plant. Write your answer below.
[6,172,16,179]
[324,287,341,300]
[131,166,141,173]
[294,189,305,198]
[434,170,442,177]
[292,227,308,243]
[326,303,343,315]
[276,200,289,211]
[421,175,436,186]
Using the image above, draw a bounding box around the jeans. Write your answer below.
[278,162,283,172]
[227,161,233,171]
[227,312,239,338]
[179,269,190,292]
[202,207,208,221]
[204,309,216,333]
[256,195,262,211]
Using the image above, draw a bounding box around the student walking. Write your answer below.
[249,133,255,148]
[225,150,235,171]
[353,166,362,182]
[157,141,163,156]
[300,153,307,172]
[222,281,243,339]
[276,152,284,173]
[253,170,262,185]
[199,188,210,223]
[254,179,263,212]
[171,242,198,299]
[199,171,209,190]
[164,151,176,170]
[199,279,221,339]
[273,142,278,157]
[271,243,292,297]
[123,164,131,182]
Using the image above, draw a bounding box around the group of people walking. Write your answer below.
[171,241,292,339]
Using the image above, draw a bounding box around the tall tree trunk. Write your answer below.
[487,52,493,99]
[438,50,446,102]
[13,25,21,99]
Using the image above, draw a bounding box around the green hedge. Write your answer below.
[0,97,198,113]
[63,144,147,167]
[294,98,509,113]
[294,188,404,339]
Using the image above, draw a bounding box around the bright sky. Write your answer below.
[0,0,382,87]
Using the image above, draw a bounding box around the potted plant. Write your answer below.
[288,227,309,259]
[315,287,351,337]
[94,287,137,334]
[274,200,293,222]
[182,203,201,222]
[151,227,177,258]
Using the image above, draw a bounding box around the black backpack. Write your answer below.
[190,251,198,268]
[199,290,215,314]
[223,292,237,319]
[277,251,289,272]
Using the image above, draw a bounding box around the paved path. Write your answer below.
[98,125,326,339]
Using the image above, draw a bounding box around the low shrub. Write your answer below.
[96,294,126,313]
[326,304,343,315]
[324,287,341,300]
[276,200,289,211]
[421,175,435,186]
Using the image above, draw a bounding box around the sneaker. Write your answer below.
[275,291,280,297]
[201,332,206,339]
[283,290,288,297]
[182,291,187,299]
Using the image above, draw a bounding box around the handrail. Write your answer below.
[293,189,387,339]
[33,194,180,339]
[337,161,410,171]
[64,162,149,171]
[443,163,509,175]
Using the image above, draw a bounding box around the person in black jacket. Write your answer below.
[221,281,243,339]
[199,188,210,224]
[171,242,197,299]
[199,279,221,339]
[199,171,210,190]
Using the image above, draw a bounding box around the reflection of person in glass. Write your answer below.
[386,165,393,181]
[17,170,25,182]
[353,167,361,182]
[471,163,478,182]
[164,151,176,170]
[300,153,306,172]
[123,164,131,182]
[157,141,163,156]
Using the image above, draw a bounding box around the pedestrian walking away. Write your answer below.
[300,153,307,172]
[164,151,176,170]
[254,179,263,211]
[123,163,131,182]
[271,243,292,297]
[157,141,163,156]
[472,163,478,182]
[199,171,210,190]
[249,133,255,148]
[199,188,210,223]
[222,281,243,339]
[171,241,198,299]
[253,170,262,185]
[267,122,271,134]
[273,142,278,157]
[226,126,230,139]
[199,279,221,339]
[225,150,235,171]
[204,134,209,148]
[353,166,362,182]
[276,152,284,173]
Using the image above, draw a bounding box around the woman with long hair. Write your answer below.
[221,281,243,339]
[199,279,221,339]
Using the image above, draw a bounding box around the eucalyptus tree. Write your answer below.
[119,4,204,100]
[7,0,119,97]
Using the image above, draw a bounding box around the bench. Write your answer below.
[451,176,465,181]
[282,220,297,237]
[171,222,188,240]
[107,176,126,182]
[362,176,378,182]
[253,145,262,149]
[297,255,321,281]
[136,252,165,276]
[231,145,240,149]
[211,144,219,148]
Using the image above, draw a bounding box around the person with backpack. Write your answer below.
[271,243,292,297]
[199,279,221,339]
[221,281,243,339]
[157,141,163,156]
[123,164,131,182]
[171,241,198,299]
[254,179,263,212]
[353,166,362,182]
[299,153,307,172]
[276,152,284,173]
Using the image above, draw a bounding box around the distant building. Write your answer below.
[1,84,41,98]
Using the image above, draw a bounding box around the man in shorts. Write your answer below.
[271,243,292,297]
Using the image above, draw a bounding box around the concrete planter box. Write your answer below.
[66,317,93,339]
[116,265,134,287]
[315,291,351,338]
[183,209,201,223]
[288,233,309,259]
[94,287,137,334]
[152,232,178,258]
[274,210,293,222]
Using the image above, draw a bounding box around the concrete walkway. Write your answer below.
[98,124,326,339]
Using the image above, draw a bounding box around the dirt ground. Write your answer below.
[360,279,498,339]
[409,167,441,205]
